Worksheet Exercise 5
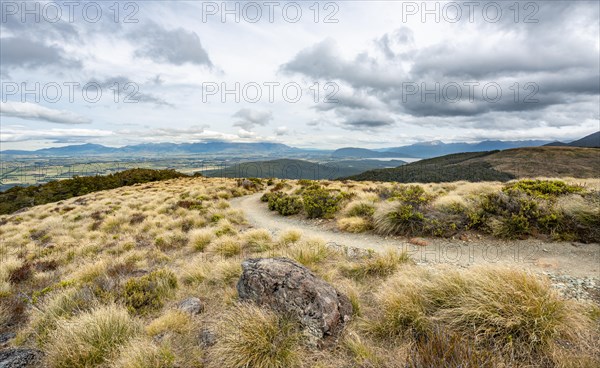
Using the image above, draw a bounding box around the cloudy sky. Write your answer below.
[1,0,599,150]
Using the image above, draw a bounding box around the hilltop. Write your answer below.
[345,146,600,182]
[0,176,599,368]
[546,131,600,148]
[202,158,406,180]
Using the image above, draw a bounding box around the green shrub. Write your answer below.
[123,269,177,315]
[496,213,530,239]
[504,179,583,198]
[273,195,303,216]
[302,187,345,219]
[346,202,375,218]
[389,185,435,206]
[374,203,426,236]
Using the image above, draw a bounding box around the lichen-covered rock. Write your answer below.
[0,348,43,368]
[237,257,352,346]
[177,297,204,315]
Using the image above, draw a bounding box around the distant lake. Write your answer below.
[364,157,422,163]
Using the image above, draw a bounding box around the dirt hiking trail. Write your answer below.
[231,193,600,279]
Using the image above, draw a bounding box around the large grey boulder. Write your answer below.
[237,257,352,346]
[0,348,43,368]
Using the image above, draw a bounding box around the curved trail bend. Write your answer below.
[230,193,600,278]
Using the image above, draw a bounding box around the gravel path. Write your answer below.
[231,193,600,279]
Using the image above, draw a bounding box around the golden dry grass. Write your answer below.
[0,176,598,368]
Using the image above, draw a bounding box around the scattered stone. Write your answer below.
[409,237,430,247]
[199,328,216,347]
[544,273,600,302]
[0,348,43,368]
[326,242,372,260]
[177,297,204,315]
[0,333,15,346]
[237,257,352,347]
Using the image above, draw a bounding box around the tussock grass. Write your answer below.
[338,216,371,233]
[188,228,214,252]
[370,266,599,365]
[243,229,273,252]
[146,310,192,336]
[45,304,141,368]
[28,287,97,344]
[0,255,22,296]
[3,177,599,368]
[342,250,411,280]
[277,228,302,247]
[0,303,10,329]
[343,332,383,367]
[211,235,242,258]
[344,200,376,218]
[110,337,175,368]
[287,238,332,267]
[208,303,302,368]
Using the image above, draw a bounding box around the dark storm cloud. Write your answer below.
[281,38,406,90]
[0,37,81,70]
[129,22,213,67]
[331,108,395,130]
[281,0,599,123]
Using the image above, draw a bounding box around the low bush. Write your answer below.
[389,185,435,206]
[302,187,347,219]
[123,269,178,315]
[274,195,303,216]
[373,203,426,236]
[345,201,376,218]
[504,179,583,198]
[264,192,303,216]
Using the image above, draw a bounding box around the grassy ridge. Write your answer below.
[345,147,600,182]
[0,177,597,367]
[0,169,189,215]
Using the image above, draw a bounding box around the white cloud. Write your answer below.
[0,102,91,125]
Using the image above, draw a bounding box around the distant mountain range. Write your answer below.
[2,132,597,158]
[1,142,299,156]
[545,131,600,148]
